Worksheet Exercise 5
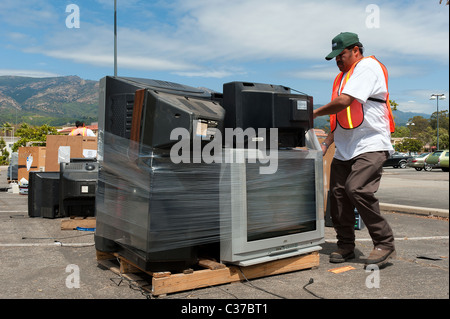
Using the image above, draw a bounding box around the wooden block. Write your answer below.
[61,217,96,230]
[198,258,227,270]
[96,250,114,261]
[328,265,356,274]
[118,258,141,274]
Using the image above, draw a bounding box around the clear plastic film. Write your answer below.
[95,130,323,255]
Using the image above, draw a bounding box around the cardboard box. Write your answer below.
[45,135,98,172]
[318,137,335,214]
[18,146,46,182]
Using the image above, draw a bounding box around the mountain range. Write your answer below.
[0,75,430,128]
[0,75,98,126]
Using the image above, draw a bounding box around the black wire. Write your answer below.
[303,278,325,299]
[289,87,309,96]
[238,266,287,299]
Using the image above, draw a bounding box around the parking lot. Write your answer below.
[378,166,449,211]
[0,165,448,306]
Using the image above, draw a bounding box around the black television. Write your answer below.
[97,76,223,141]
[59,161,98,217]
[95,76,225,272]
[222,81,313,148]
[28,171,60,218]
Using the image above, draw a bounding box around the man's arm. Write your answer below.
[313,94,355,119]
[321,131,334,156]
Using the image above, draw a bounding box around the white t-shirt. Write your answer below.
[333,57,394,161]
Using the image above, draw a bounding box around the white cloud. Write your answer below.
[2,0,448,82]
[0,69,59,78]
[395,89,449,114]
[174,68,245,78]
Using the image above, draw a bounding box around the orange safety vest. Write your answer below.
[330,56,395,133]
[70,127,87,136]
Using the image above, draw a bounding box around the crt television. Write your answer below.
[59,161,98,217]
[219,147,324,266]
[28,171,60,218]
[222,81,313,148]
[97,76,223,143]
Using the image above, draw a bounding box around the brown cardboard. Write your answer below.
[318,137,335,213]
[18,146,46,182]
[45,135,97,172]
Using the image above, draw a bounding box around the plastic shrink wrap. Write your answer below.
[94,76,323,272]
[95,130,323,271]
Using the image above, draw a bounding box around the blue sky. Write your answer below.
[0,0,448,114]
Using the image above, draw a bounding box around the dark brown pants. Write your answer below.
[329,151,395,251]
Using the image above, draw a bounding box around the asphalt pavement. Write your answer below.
[0,165,448,308]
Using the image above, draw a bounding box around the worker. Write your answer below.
[69,121,96,137]
[314,32,396,267]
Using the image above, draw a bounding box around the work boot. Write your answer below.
[329,248,355,263]
[364,247,396,267]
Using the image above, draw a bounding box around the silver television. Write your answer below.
[219,142,324,266]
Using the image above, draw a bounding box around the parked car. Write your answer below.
[440,151,449,171]
[383,152,412,169]
[406,152,432,171]
[425,150,449,172]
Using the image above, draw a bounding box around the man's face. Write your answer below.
[335,47,359,73]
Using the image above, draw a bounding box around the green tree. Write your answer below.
[389,100,398,111]
[407,116,429,137]
[430,110,449,132]
[391,126,409,138]
[396,138,424,154]
[417,126,435,149]
[0,137,10,165]
[432,128,449,150]
[12,123,60,152]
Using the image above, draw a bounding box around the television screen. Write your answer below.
[219,148,324,266]
[246,158,316,242]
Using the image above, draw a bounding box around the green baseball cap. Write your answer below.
[325,32,360,60]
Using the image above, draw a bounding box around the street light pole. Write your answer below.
[430,94,446,151]
[406,121,415,154]
[114,0,117,77]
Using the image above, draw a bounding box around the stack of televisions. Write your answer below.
[28,159,98,219]
[93,76,325,272]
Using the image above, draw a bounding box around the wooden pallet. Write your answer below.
[96,250,320,296]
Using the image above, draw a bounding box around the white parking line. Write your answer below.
[0,242,94,247]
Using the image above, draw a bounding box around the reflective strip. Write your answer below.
[344,71,354,128]
[346,106,354,128]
